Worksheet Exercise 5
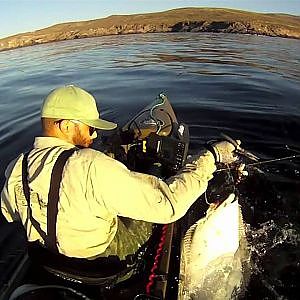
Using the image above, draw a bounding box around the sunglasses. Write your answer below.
[88,126,96,136]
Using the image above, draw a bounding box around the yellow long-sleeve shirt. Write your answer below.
[1,136,216,258]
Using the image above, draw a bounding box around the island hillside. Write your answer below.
[1,7,300,52]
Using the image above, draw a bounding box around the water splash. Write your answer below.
[248,220,300,258]
[245,220,300,299]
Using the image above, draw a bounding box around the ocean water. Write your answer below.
[0,32,300,299]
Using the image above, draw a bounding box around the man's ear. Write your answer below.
[59,120,71,134]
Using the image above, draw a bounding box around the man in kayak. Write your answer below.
[1,85,237,260]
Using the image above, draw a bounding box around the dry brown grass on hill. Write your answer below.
[1,8,300,52]
[37,8,300,32]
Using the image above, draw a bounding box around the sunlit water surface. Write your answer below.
[0,33,300,299]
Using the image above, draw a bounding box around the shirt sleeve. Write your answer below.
[89,150,216,224]
[1,156,22,222]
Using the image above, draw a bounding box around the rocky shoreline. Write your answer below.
[1,8,299,52]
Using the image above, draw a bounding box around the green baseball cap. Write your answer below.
[41,85,117,130]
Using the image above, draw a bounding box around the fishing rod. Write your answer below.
[246,154,300,167]
[216,152,300,173]
[205,148,300,203]
[204,135,300,203]
[215,133,300,173]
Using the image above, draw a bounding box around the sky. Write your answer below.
[0,0,299,39]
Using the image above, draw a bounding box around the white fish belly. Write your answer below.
[179,194,247,300]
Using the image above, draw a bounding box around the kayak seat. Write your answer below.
[27,242,138,286]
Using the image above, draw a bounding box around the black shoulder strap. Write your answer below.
[47,148,76,253]
[22,152,31,203]
[22,148,76,253]
[22,152,48,243]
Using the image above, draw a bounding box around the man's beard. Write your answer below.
[73,126,92,148]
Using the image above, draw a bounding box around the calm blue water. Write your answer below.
[0,32,300,298]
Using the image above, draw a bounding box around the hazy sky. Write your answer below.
[0,0,299,38]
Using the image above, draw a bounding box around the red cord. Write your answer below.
[146,224,169,295]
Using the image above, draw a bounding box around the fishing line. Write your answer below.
[285,145,300,154]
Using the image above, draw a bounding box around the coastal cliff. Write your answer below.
[1,8,300,52]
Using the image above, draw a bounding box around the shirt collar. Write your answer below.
[33,136,76,149]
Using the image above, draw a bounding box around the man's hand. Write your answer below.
[210,140,240,164]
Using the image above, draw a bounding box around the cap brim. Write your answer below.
[79,118,117,130]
